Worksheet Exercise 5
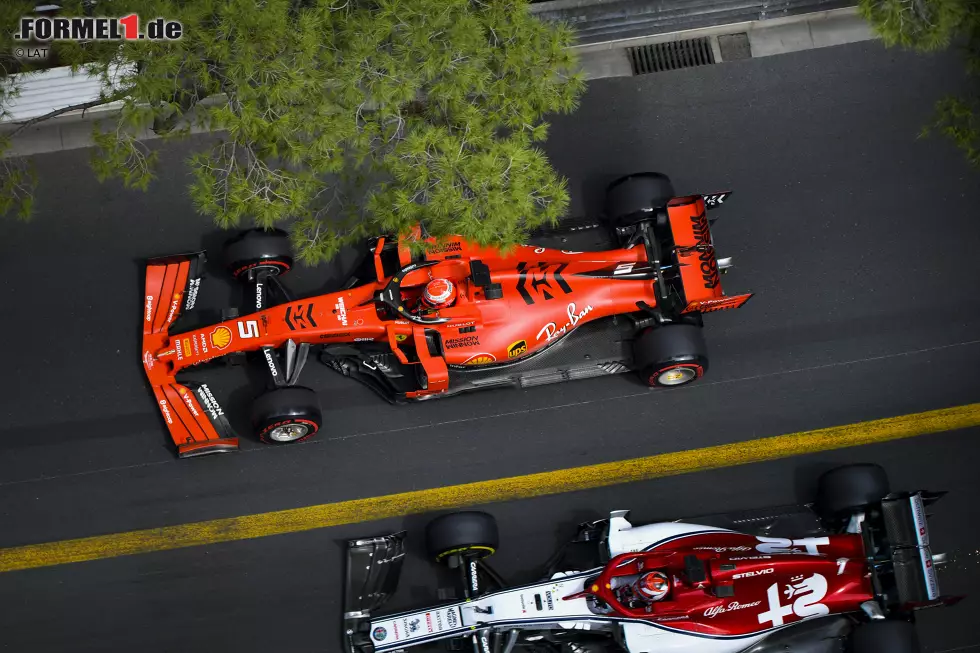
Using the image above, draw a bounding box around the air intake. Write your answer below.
[627,38,716,75]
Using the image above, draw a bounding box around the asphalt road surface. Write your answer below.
[1,40,979,652]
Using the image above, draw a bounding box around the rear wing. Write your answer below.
[142,252,240,458]
[345,533,407,653]
[880,492,951,607]
[664,195,753,315]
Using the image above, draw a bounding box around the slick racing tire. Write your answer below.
[633,324,708,388]
[605,172,675,223]
[224,228,293,281]
[252,386,322,445]
[850,620,920,653]
[426,511,499,563]
[816,464,891,519]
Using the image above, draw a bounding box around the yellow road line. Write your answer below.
[2,403,979,573]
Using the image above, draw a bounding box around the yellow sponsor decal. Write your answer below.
[210,326,232,350]
[463,354,495,365]
[395,334,409,342]
[507,340,527,358]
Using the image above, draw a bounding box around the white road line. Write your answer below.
[1,339,978,488]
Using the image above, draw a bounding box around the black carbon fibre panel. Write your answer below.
[445,316,637,396]
[891,546,934,604]
[687,505,825,539]
[882,496,921,549]
[529,220,618,251]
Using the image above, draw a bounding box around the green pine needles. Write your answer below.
[860,0,980,168]
[1,0,585,263]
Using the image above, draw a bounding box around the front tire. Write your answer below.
[251,386,322,445]
[816,464,890,520]
[426,511,499,563]
[224,228,293,281]
[633,324,708,388]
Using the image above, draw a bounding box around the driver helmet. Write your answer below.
[421,278,457,309]
[634,571,670,601]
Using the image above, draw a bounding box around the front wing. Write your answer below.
[142,253,240,457]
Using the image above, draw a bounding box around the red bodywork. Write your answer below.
[584,531,872,637]
[142,196,752,456]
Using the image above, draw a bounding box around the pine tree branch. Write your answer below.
[6,90,129,139]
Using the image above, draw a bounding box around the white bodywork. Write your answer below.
[369,514,770,653]
[606,509,730,555]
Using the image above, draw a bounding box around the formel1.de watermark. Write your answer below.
[14,15,182,42]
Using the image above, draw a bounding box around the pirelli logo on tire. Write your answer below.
[507,340,527,358]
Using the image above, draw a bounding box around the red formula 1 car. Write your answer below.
[141,173,752,457]
[343,465,958,653]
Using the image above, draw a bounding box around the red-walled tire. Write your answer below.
[252,386,322,445]
[224,228,293,281]
[633,324,708,388]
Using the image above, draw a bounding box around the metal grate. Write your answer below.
[627,37,715,75]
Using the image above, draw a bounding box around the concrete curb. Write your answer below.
[577,6,876,79]
[0,94,220,158]
[530,0,855,46]
[2,6,876,158]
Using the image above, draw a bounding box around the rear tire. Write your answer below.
[850,620,919,653]
[426,511,499,563]
[605,172,675,223]
[633,324,708,388]
[252,386,322,445]
[816,464,890,519]
[224,228,293,281]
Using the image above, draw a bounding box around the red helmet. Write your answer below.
[635,571,670,601]
[422,278,457,309]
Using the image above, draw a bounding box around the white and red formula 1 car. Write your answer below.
[343,465,958,653]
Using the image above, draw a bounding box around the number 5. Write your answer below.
[238,320,259,338]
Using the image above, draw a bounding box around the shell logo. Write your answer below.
[462,353,495,366]
[210,326,233,350]
[178,387,186,396]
